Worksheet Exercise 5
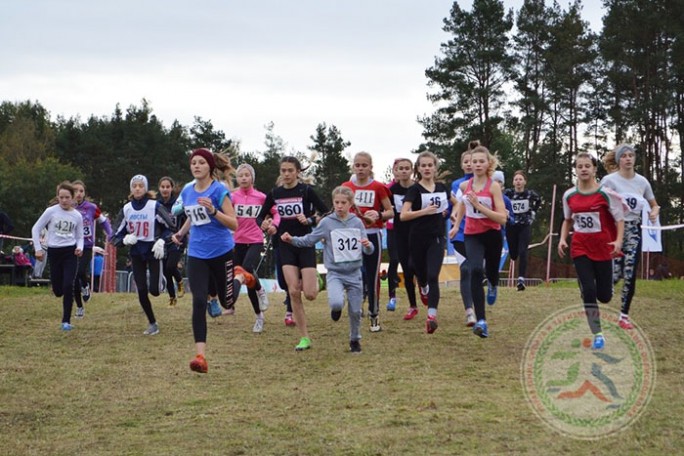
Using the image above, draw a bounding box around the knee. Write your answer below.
[304,290,317,301]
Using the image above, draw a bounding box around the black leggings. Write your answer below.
[48,246,78,324]
[410,234,446,309]
[163,246,184,298]
[506,224,532,278]
[363,232,382,317]
[187,251,240,343]
[465,230,503,321]
[235,243,264,315]
[395,228,417,307]
[131,255,162,325]
[73,248,93,308]
[573,255,613,335]
[386,229,400,299]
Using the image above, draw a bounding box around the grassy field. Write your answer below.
[1,280,682,455]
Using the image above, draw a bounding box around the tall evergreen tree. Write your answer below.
[309,123,351,207]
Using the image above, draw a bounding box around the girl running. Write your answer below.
[342,152,394,332]
[450,144,507,338]
[233,163,280,333]
[72,180,113,317]
[558,153,625,349]
[503,171,541,291]
[400,152,457,333]
[172,148,258,373]
[257,156,328,351]
[449,145,475,326]
[31,181,84,331]
[600,144,659,330]
[112,175,175,336]
[389,158,419,320]
[281,186,374,352]
[158,176,187,307]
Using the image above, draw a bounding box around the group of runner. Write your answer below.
[30,142,658,372]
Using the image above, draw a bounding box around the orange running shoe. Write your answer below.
[234,265,257,289]
[190,354,208,373]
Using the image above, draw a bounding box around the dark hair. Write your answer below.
[574,152,598,167]
[280,155,309,173]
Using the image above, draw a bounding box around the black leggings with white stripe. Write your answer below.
[131,255,161,325]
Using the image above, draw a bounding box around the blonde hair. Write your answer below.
[469,142,499,177]
[352,151,374,179]
[331,186,355,205]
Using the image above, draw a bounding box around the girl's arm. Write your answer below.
[215,195,238,231]
[609,219,625,256]
[380,196,394,222]
[172,218,192,244]
[557,219,572,258]
[31,208,52,259]
[647,199,660,223]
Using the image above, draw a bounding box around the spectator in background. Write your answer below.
[93,246,105,292]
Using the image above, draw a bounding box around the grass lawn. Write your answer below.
[1,280,682,455]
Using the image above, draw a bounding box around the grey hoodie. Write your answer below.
[289,212,374,275]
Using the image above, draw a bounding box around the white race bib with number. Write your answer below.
[573,212,601,233]
[235,204,261,218]
[330,228,362,263]
[512,199,529,214]
[621,192,645,216]
[185,204,212,226]
[465,196,492,219]
[354,190,376,208]
[276,198,304,219]
[420,192,448,214]
[393,194,404,211]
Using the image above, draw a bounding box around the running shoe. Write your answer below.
[349,340,362,353]
[295,337,311,351]
[472,319,489,338]
[190,354,208,373]
[257,288,270,311]
[592,333,605,350]
[426,315,438,334]
[618,316,634,330]
[517,279,526,291]
[252,317,264,333]
[177,281,185,298]
[169,297,177,307]
[143,323,160,336]
[234,265,257,289]
[331,308,342,322]
[386,297,396,311]
[487,282,497,305]
[369,316,381,332]
[419,284,429,306]
[284,314,296,327]
[403,307,418,320]
[81,285,91,302]
[61,322,74,331]
[207,298,222,318]
[465,308,476,327]
[75,306,85,319]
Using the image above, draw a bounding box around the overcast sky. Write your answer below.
[1,0,604,175]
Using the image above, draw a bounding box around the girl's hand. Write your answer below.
[649,206,660,223]
[364,210,380,222]
[35,251,44,261]
[260,218,272,231]
[557,239,568,258]
[197,196,215,214]
[448,225,457,239]
[609,239,624,257]
[75,248,83,257]
[281,232,292,243]
[465,191,479,208]
[267,225,277,236]
[360,238,371,248]
[296,214,308,225]
[172,232,184,245]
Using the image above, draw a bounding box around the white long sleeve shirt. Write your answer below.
[31,205,84,253]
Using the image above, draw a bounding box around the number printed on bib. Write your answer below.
[55,219,76,238]
[512,199,529,214]
[185,204,212,226]
[235,204,261,218]
[331,228,362,263]
[354,190,376,208]
[622,192,644,215]
[420,192,448,213]
[276,198,304,219]
[465,196,492,219]
[573,212,601,233]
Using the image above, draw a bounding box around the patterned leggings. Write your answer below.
[613,220,641,315]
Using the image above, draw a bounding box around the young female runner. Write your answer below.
[112,175,176,336]
[257,156,328,351]
[31,181,84,331]
[503,171,541,291]
[233,163,280,333]
[400,152,457,333]
[601,144,659,329]
[342,152,394,332]
[388,158,420,320]
[450,144,507,338]
[158,176,187,307]
[172,148,257,373]
[558,153,625,349]
[282,186,373,352]
[72,180,112,317]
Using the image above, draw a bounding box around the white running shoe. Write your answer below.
[257,288,269,311]
[252,317,264,333]
[75,307,85,319]
[465,308,476,327]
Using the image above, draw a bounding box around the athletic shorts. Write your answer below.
[279,242,316,269]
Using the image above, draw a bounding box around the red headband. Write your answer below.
[190,148,216,171]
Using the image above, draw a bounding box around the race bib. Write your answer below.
[354,189,376,208]
[622,192,644,215]
[83,223,93,239]
[573,212,601,233]
[465,196,492,219]
[512,199,529,214]
[54,219,76,238]
[185,204,212,226]
[420,192,448,213]
[331,228,362,263]
[393,194,404,211]
[235,204,261,218]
